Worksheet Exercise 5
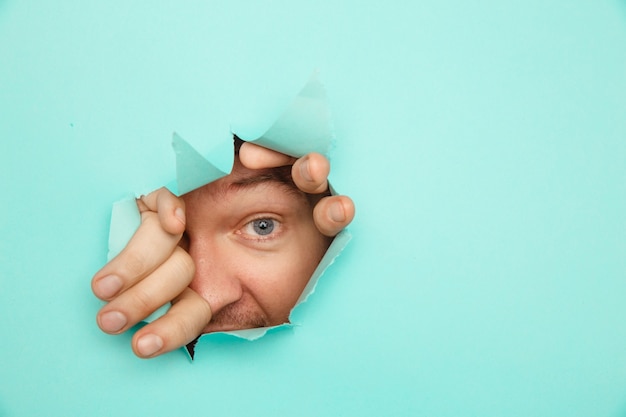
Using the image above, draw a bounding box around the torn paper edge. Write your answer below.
[105,72,351,351]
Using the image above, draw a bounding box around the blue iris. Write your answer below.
[253,219,274,236]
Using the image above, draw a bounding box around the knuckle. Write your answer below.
[176,299,211,340]
[142,212,161,228]
[171,248,196,281]
[173,315,198,342]
[131,287,157,317]
[195,296,212,321]
[170,290,212,335]
[119,250,147,279]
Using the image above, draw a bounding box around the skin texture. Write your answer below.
[92,142,355,358]
[181,157,331,333]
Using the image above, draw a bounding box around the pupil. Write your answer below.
[253,219,274,236]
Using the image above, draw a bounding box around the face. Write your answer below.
[180,157,330,334]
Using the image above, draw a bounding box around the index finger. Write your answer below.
[92,188,185,300]
[92,211,182,301]
[239,142,296,169]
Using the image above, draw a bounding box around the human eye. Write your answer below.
[236,216,283,242]
[250,218,275,236]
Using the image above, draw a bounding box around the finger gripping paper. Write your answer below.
[105,73,352,358]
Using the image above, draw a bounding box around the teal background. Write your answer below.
[1,1,626,415]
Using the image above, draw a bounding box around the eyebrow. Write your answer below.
[227,169,306,200]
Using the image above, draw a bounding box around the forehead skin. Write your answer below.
[181,158,330,334]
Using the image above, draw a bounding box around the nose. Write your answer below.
[186,238,243,316]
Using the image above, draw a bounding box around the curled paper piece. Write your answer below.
[233,72,334,158]
[106,73,351,349]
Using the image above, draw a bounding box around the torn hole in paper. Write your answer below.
[106,73,352,360]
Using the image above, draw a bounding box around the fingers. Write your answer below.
[239,143,354,236]
[313,195,355,237]
[132,288,212,358]
[92,215,182,300]
[139,187,186,236]
[92,185,205,359]
[291,153,330,194]
[92,188,184,301]
[96,247,196,334]
[240,143,331,195]
[239,142,296,169]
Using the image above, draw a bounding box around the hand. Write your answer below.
[239,142,355,236]
[91,188,212,358]
[92,143,355,359]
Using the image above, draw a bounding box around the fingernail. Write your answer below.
[175,207,185,225]
[329,201,346,223]
[137,334,164,357]
[299,157,313,182]
[94,275,123,299]
[99,311,127,333]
